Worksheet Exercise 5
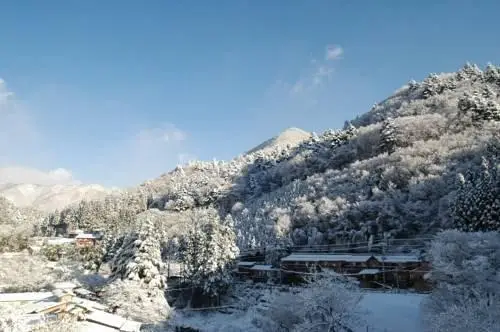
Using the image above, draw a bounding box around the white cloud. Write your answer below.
[279,43,344,99]
[325,45,343,61]
[135,123,187,146]
[110,123,194,185]
[0,166,78,185]
[0,78,195,188]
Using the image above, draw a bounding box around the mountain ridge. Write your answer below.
[6,63,499,248]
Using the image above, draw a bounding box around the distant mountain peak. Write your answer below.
[246,127,311,154]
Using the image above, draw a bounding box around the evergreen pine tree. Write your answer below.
[110,217,166,289]
[180,212,239,302]
[451,142,500,232]
[379,117,397,155]
[484,63,500,84]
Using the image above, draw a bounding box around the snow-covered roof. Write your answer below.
[72,297,108,311]
[52,281,78,290]
[73,287,96,297]
[0,292,54,302]
[281,253,423,264]
[47,238,75,245]
[237,261,256,267]
[281,253,374,263]
[375,255,422,263]
[86,309,142,331]
[77,321,118,332]
[52,289,74,298]
[76,233,97,239]
[250,265,278,271]
[358,269,381,275]
[24,300,62,314]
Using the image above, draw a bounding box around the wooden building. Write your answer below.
[235,261,280,282]
[75,234,98,247]
[280,253,431,290]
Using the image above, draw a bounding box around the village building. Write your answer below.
[68,229,84,238]
[75,233,98,247]
[279,252,431,291]
[0,286,142,331]
[235,261,280,282]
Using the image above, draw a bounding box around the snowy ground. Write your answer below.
[357,292,427,332]
[169,290,428,332]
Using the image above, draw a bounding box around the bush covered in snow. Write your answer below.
[256,272,364,332]
[422,230,500,332]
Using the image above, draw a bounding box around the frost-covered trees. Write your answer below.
[422,230,500,332]
[379,117,397,155]
[451,144,499,232]
[105,216,170,322]
[422,73,456,98]
[457,88,500,124]
[109,216,166,289]
[180,209,239,305]
[484,63,500,85]
[259,273,363,332]
[455,62,483,82]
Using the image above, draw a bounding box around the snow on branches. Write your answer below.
[180,209,239,301]
[451,142,499,232]
[109,216,166,289]
[422,230,500,332]
[259,272,363,332]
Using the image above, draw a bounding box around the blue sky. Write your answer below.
[0,0,499,187]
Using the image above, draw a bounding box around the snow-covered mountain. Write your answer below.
[245,127,312,154]
[31,63,500,245]
[0,182,116,212]
[0,167,119,212]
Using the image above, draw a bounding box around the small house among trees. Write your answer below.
[75,234,98,247]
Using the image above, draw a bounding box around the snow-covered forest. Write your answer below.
[36,63,499,248]
[1,63,499,331]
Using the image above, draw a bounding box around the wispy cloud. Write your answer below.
[134,123,187,147]
[267,43,344,110]
[0,78,80,185]
[113,123,193,185]
[286,44,343,99]
[0,78,195,187]
[325,45,343,60]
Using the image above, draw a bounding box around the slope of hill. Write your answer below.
[245,127,312,154]
[41,63,500,248]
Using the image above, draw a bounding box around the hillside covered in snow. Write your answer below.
[0,167,119,213]
[34,63,499,250]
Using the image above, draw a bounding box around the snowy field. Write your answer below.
[357,292,427,332]
[169,291,428,332]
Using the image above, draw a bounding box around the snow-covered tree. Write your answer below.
[180,210,239,304]
[457,88,500,124]
[451,146,499,232]
[379,117,397,155]
[422,230,500,332]
[484,63,500,84]
[260,272,364,332]
[456,62,483,82]
[109,217,166,289]
[422,73,456,98]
